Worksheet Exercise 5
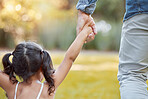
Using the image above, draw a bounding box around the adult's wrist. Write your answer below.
[78,10,90,16]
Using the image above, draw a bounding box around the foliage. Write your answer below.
[0,0,44,44]
[94,0,125,21]
[0,0,124,51]
[39,19,76,50]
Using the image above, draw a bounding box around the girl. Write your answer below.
[0,21,95,99]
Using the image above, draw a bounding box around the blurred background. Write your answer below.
[0,0,125,50]
[0,0,125,99]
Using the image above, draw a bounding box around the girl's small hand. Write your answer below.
[85,32,95,43]
[80,20,95,43]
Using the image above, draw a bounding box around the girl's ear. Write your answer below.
[39,68,44,81]
[39,66,44,75]
[40,66,42,71]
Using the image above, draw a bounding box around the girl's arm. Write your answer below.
[53,22,94,88]
[0,53,17,93]
[0,70,14,92]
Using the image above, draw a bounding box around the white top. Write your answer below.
[14,81,44,99]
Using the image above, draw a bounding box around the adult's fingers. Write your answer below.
[76,11,89,36]
[89,16,97,35]
[76,18,86,35]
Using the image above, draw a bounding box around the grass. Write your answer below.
[55,71,120,99]
[0,51,125,99]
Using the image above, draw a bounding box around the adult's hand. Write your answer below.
[76,10,97,43]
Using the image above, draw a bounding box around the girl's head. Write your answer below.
[2,42,55,94]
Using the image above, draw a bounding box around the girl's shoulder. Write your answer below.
[6,82,19,99]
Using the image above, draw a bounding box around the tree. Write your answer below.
[94,0,124,21]
[0,0,42,44]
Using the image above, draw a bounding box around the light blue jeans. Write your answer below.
[118,14,148,99]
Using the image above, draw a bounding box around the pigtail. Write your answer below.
[42,51,55,95]
[2,53,12,75]
[2,53,17,83]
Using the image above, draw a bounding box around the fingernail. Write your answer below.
[94,29,97,34]
[92,26,97,34]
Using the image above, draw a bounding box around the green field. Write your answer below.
[0,51,120,99]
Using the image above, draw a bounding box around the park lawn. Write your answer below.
[0,51,120,99]
[55,71,120,99]
[0,71,120,99]
[0,51,147,99]
[50,51,119,65]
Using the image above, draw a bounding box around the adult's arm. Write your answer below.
[76,0,98,15]
[76,0,98,42]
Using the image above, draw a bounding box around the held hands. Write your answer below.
[80,20,95,43]
[76,10,97,43]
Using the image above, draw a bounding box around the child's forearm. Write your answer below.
[53,26,92,87]
[65,32,87,62]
